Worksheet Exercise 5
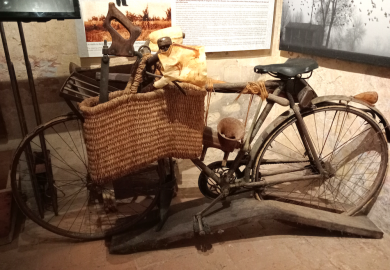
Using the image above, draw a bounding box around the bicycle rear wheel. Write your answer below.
[254,105,388,215]
[11,113,161,240]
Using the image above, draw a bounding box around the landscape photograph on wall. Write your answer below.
[82,0,171,42]
[280,0,390,67]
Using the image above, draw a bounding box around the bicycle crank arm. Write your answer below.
[230,174,324,189]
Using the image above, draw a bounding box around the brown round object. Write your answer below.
[217,117,245,140]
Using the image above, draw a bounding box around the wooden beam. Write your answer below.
[0,172,12,238]
[109,194,383,254]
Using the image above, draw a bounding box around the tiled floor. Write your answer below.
[1,160,390,270]
[1,218,390,270]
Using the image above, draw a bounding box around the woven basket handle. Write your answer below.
[124,54,153,95]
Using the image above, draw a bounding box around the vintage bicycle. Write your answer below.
[9,4,390,240]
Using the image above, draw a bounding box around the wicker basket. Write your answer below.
[79,57,206,183]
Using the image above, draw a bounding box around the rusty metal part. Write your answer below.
[250,86,283,143]
[286,92,325,175]
[138,40,151,55]
[157,36,172,52]
[267,94,289,106]
[230,174,323,189]
[60,72,118,103]
[103,2,142,56]
[99,40,110,104]
[297,86,316,108]
[212,81,280,93]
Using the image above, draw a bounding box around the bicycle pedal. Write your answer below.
[193,216,211,236]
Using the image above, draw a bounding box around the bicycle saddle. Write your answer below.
[254,58,319,78]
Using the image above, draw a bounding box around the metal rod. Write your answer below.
[18,22,58,215]
[231,174,323,188]
[197,192,225,217]
[226,149,246,180]
[191,158,221,184]
[71,77,101,89]
[1,22,45,217]
[287,92,325,175]
[65,99,84,122]
[169,157,174,177]
[1,22,29,137]
[67,83,99,95]
[18,22,42,125]
[67,81,100,95]
[260,166,307,177]
[64,86,94,98]
[243,98,263,151]
[99,40,110,104]
[250,87,283,142]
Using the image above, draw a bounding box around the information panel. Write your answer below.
[75,0,274,57]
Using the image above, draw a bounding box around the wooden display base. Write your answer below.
[0,170,17,246]
[109,193,383,254]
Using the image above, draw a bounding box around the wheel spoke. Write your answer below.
[11,115,160,240]
[255,106,386,216]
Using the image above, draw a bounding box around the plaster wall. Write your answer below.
[0,0,389,231]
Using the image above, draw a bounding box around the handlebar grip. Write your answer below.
[267,94,289,107]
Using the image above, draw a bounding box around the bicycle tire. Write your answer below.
[11,113,162,240]
[253,104,388,216]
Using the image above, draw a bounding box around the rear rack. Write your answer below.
[59,72,119,103]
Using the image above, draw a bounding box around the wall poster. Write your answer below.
[280,0,390,67]
[75,0,275,57]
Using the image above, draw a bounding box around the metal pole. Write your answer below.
[99,40,110,104]
[17,22,58,215]
[0,22,45,217]
[0,22,29,137]
[17,22,43,125]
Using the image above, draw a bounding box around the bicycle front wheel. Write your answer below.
[11,113,161,240]
[254,105,388,215]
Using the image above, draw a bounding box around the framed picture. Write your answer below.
[279,0,390,67]
[0,0,81,22]
[75,0,275,57]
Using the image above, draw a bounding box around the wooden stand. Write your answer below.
[109,193,383,254]
[0,170,18,246]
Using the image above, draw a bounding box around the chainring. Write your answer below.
[198,161,243,199]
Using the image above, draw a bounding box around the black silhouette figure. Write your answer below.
[116,0,128,7]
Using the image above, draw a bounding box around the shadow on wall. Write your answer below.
[280,50,390,79]
[0,76,72,141]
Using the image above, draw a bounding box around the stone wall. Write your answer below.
[0,0,389,231]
